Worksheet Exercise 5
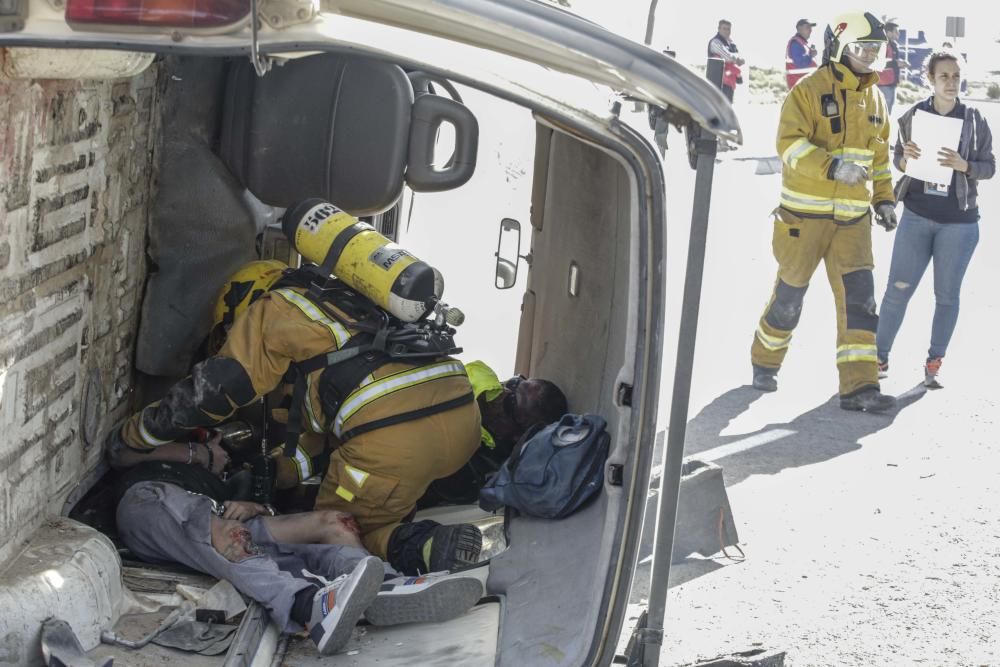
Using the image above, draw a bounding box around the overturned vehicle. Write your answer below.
[0,0,740,665]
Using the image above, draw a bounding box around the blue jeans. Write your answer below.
[877,84,896,114]
[876,208,979,362]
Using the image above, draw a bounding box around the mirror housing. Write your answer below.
[495,217,522,289]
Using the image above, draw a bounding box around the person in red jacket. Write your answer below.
[877,22,906,112]
[708,19,744,102]
[785,18,818,88]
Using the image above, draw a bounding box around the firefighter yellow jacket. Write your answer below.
[122,286,476,487]
[777,62,894,222]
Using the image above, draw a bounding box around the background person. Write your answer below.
[708,19,745,102]
[785,19,818,89]
[877,22,907,113]
[876,49,995,388]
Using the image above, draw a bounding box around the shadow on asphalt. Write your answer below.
[682,384,927,486]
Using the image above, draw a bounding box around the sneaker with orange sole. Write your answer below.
[924,357,943,389]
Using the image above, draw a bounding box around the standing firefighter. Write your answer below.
[750,11,898,413]
[113,201,485,576]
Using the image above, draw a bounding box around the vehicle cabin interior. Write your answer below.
[67,49,647,667]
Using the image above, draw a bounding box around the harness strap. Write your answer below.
[338,391,474,443]
[282,372,310,459]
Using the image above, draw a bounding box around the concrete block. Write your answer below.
[0,518,122,666]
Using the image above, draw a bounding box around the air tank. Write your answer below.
[282,199,444,322]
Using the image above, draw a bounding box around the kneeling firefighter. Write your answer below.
[113,199,482,575]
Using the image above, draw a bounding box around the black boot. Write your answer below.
[387,521,482,575]
[840,387,896,413]
[752,365,778,392]
[425,523,482,571]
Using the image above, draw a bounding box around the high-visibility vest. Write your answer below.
[785,34,817,88]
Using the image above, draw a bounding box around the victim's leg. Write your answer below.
[116,482,311,632]
[260,510,364,548]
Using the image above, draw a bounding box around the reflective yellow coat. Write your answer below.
[778,62,894,222]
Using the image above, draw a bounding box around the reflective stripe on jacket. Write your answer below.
[777,62,894,222]
[121,286,474,481]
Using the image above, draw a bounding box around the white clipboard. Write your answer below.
[905,109,963,186]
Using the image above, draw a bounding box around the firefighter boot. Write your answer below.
[839,387,896,413]
[387,520,483,575]
[752,365,778,392]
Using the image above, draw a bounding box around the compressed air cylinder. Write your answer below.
[283,199,444,322]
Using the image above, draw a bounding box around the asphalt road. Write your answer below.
[624,98,1000,666]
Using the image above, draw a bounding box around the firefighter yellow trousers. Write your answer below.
[313,399,481,559]
[751,208,880,396]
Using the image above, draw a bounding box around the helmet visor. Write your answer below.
[843,41,887,72]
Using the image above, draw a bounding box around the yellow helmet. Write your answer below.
[824,12,887,72]
[212,259,289,330]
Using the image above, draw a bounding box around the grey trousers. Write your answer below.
[117,481,379,631]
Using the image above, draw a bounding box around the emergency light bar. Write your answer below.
[66,0,249,29]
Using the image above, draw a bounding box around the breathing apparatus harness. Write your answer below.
[276,264,470,462]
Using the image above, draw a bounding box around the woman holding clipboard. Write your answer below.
[876,48,995,388]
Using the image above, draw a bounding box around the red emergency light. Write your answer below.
[66,0,249,29]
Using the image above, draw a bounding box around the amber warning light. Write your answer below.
[66,0,249,28]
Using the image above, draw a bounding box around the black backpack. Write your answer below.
[479,414,610,519]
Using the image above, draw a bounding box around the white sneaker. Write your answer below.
[307,555,383,655]
[364,565,488,626]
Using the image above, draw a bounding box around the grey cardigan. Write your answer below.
[893,97,995,212]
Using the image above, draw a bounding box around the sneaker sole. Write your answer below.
[365,577,484,626]
[313,557,384,655]
[430,525,483,571]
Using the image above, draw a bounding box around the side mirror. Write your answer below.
[495,217,523,290]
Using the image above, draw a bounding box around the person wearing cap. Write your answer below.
[786,19,819,88]
[877,22,907,113]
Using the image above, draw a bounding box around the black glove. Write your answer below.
[875,203,898,231]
